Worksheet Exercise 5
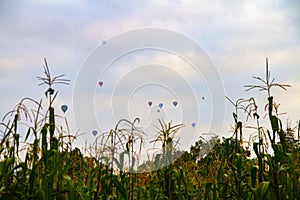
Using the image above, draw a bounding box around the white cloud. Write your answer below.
[0,0,299,150]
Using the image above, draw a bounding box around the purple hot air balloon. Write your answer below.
[98,81,103,87]
[148,101,153,107]
[61,105,68,113]
[92,130,98,136]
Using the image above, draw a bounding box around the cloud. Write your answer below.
[0,0,299,150]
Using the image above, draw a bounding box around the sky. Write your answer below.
[1,0,300,158]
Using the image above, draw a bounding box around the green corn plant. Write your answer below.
[244,58,300,199]
[1,57,300,200]
[226,96,258,154]
[117,119,141,199]
[245,58,290,144]
[151,120,184,199]
[92,118,145,199]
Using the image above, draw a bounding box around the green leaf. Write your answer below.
[49,106,55,140]
[271,116,279,132]
[206,156,213,175]
[63,174,72,181]
[62,151,71,174]
[255,181,270,199]
[251,166,258,188]
[41,125,48,153]
[119,150,129,172]
[25,127,31,142]
[233,113,238,123]
[225,139,230,160]
[253,143,259,157]
[112,176,127,199]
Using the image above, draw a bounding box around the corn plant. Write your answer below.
[0,58,299,199]
[245,58,299,199]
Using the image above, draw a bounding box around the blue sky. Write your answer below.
[1,0,300,152]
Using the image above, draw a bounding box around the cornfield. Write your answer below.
[0,58,299,199]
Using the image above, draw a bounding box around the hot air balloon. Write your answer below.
[61,105,68,113]
[172,101,178,107]
[92,130,98,136]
